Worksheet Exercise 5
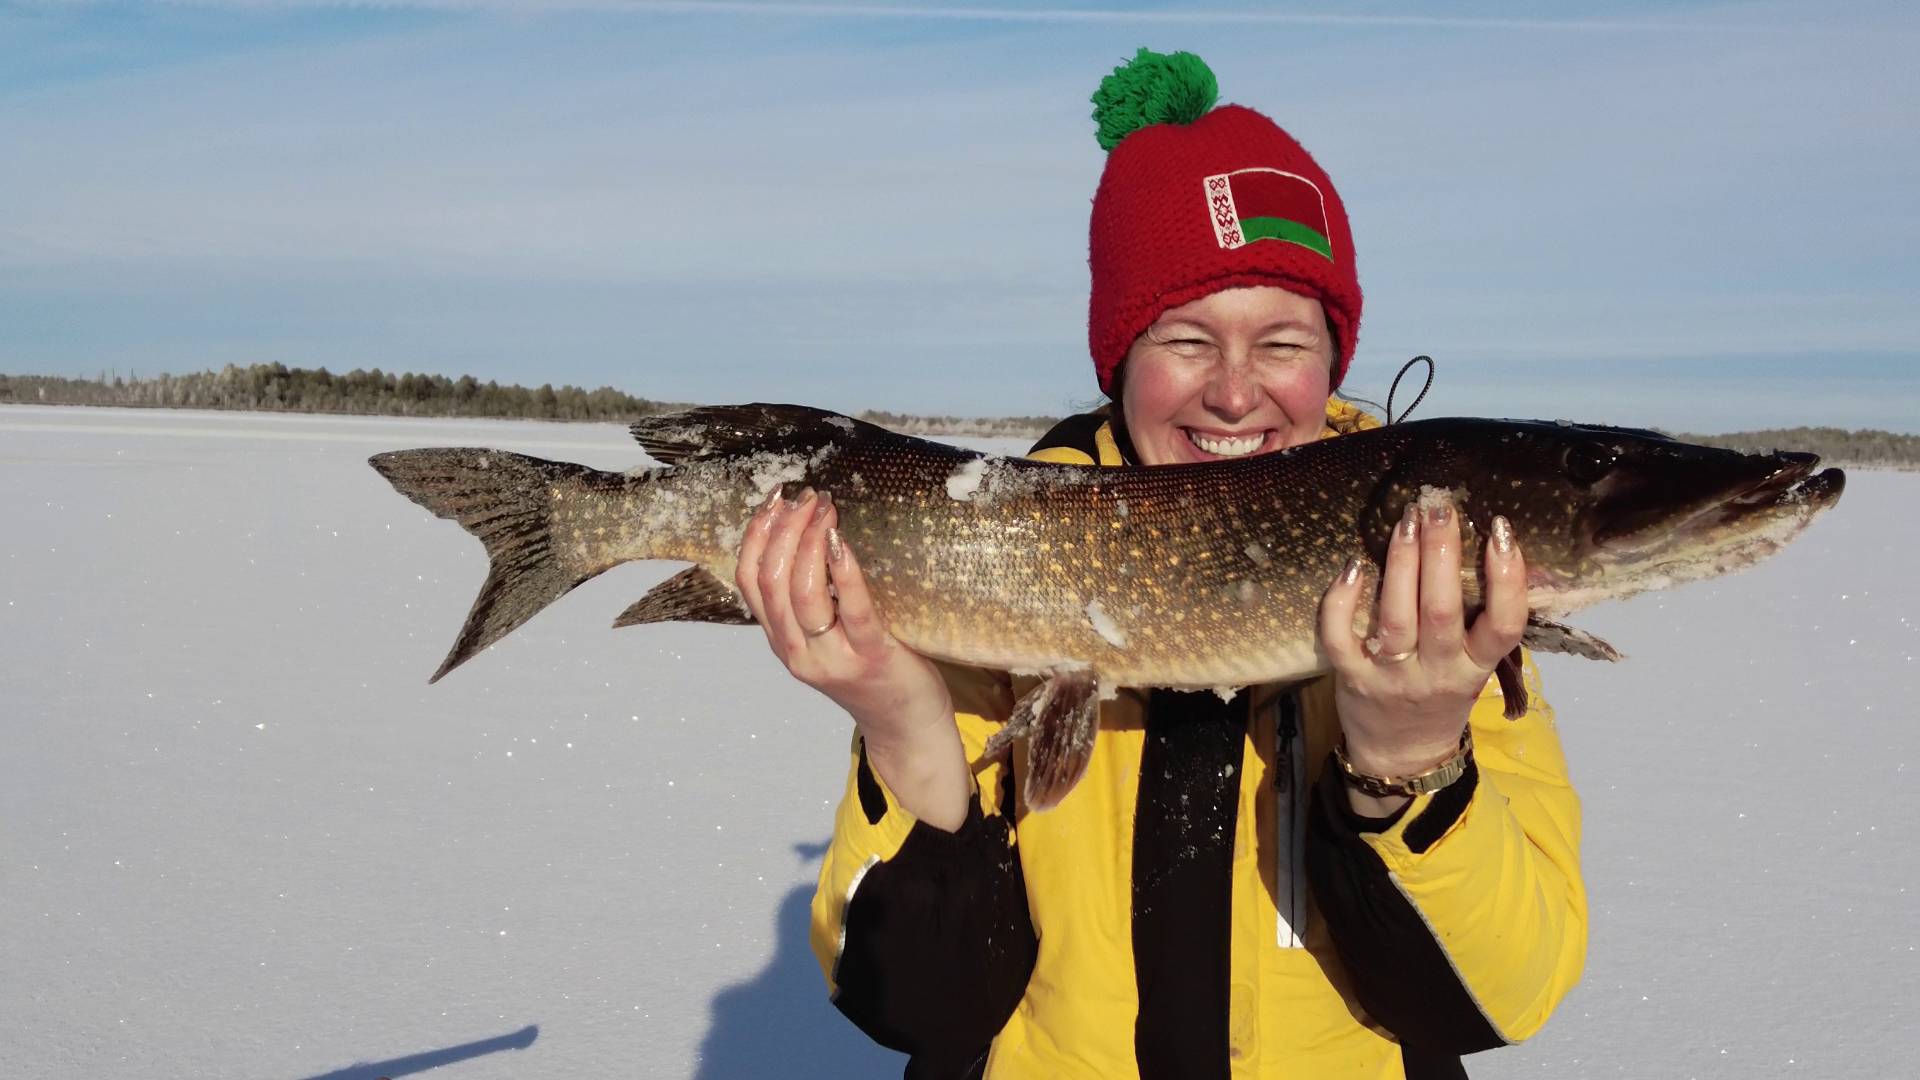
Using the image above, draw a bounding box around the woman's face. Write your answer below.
[1119,286,1335,466]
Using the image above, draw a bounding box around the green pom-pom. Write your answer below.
[1091,47,1218,152]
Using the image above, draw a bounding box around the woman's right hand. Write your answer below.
[735,488,971,830]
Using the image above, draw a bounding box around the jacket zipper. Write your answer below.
[1274,694,1296,794]
[1273,690,1306,948]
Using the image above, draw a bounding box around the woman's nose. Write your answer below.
[1203,356,1260,418]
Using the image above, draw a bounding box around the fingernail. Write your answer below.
[792,487,816,510]
[827,526,845,564]
[762,488,783,511]
[1492,514,1515,557]
[1426,499,1452,527]
[815,490,833,519]
[1399,503,1420,543]
[1341,556,1362,586]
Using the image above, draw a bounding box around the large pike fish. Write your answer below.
[370,404,1844,806]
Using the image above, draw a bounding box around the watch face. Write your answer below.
[1404,760,1466,795]
[1339,730,1473,797]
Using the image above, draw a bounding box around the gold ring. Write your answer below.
[803,618,838,637]
[1374,649,1416,663]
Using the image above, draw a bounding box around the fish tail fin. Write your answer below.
[369,448,633,682]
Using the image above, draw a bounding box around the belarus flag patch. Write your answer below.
[1202,168,1334,261]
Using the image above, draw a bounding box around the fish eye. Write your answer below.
[1561,444,1617,485]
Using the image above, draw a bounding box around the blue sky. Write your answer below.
[2,0,1916,431]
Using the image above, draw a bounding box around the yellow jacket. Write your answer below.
[811,401,1586,1078]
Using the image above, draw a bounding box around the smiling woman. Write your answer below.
[728,47,1587,1079]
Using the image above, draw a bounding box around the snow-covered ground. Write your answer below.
[3,404,1913,1079]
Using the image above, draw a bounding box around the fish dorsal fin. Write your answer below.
[630,403,893,465]
[978,668,1101,811]
[612,565,753,627]
[1522,614,1624,662]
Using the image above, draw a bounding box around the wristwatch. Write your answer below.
[1334,727,1473,798]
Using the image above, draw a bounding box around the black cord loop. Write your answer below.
[1386,355,1435,425]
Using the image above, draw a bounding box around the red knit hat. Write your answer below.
[1088,49,1362,394]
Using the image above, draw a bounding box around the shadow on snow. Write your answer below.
[297,1024,538,1080]
[694,842,906,1079]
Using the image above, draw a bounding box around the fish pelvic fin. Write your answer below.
[369,448,631,683]
[613,566,753,627]
[1493,647,1528,720]
[1521,614,1624,662]
[993,668,1101,812]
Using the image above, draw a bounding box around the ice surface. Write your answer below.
[3,404,1916,1079]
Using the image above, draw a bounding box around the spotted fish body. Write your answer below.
[370,403,1845,806]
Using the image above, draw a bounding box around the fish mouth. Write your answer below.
[1571,453,1845,601]
[1684,453,1845,538]
[1594,452,1843,552]
[1726,452,1837,508]
[1531,453,1844,618]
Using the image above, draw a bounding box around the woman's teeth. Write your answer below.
[1188,430,1265,457]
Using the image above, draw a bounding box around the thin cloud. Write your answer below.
[111,0,1784,34]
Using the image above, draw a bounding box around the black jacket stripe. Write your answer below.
[1131,688,1246,1078]
[832,768,1037,1076]
[1403,1044,1471,1080]
[1305,757,1504,1055]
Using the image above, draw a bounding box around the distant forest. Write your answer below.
[0,364,1060,438]
[2,363,1915,465]
[1671,428,1920,470]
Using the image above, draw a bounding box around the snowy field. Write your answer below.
[3,403,1914,1080]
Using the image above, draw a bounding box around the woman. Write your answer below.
[733,49,1585,1079]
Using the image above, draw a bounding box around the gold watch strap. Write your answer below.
[1335,727,1474,798]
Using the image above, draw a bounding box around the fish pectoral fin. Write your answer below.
[1521,614,1624,662]
[613,566,754,627]
[1494,646,1528,720]
[629,403,893,464]
[1007,668,1101,812]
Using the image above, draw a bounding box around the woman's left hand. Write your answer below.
[1318,491,1529,814]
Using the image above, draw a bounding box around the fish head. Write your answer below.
[1388,419,1846,617]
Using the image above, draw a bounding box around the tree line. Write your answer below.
[855,408,1063,439]
[0,364,1064,436]
[0,364,686,422]
[3,364,1916,463]
[1671,426,1920,470]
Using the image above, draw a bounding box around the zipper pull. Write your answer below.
[1274,693,1298,794]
